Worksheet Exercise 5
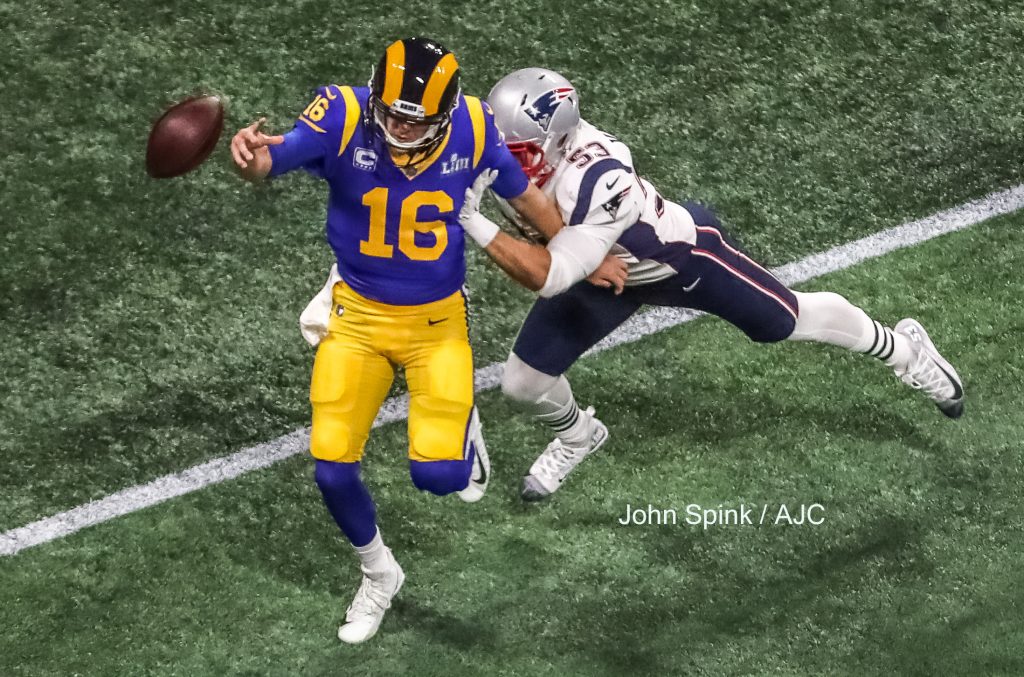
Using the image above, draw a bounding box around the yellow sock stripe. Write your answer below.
[421,52,459,116]
[464,96,486,169]
[338,86,360,156]
[382,40,405,106]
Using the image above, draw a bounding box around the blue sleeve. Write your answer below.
[268,125,328,177]
[479,109,529,199]
[267,85,345,177]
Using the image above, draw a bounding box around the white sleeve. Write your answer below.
[538,227,609,298]
[539,170,642,297]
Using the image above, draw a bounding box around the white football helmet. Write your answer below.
[487,68,581,187]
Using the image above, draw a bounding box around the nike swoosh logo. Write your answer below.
[682,277,701,292]
[936,362,964,400]
[427,317,448,326]
[472,447,487,483]
[605,177,619,190]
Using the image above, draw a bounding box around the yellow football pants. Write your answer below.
[309,282,474,463]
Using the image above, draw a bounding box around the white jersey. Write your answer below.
[544,120,697,287]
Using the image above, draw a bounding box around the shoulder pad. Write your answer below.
[296,86,363,155]
[559,160,635,226]
[462,95,492,169]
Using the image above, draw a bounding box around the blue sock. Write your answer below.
[314,460,377,547]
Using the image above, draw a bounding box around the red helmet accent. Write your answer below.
[507,140,554,188]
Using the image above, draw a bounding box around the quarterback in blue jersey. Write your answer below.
[229,38,562,644]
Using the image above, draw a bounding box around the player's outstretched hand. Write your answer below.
[459,169,499,224]
[587,254,628,295]
[230,118,284,170]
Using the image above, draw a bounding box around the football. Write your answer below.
[146,95,224,178]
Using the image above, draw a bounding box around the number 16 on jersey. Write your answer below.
[360,188,453,262]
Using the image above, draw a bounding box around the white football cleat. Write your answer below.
[522,407,609,501]
[893,318,964,419]
[337,549,405,644]
[457,407,490,503]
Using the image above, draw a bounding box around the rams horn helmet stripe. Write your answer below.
[381,40,406,106]
[421,52,459,116]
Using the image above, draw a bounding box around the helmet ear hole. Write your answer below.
[556,133,569,149]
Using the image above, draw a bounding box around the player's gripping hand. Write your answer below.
[459,170,501,247]
[230,118,283,172]
[586,254,628,295]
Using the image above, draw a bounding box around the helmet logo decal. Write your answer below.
[524,87,575,133]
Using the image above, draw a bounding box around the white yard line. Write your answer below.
[4,184,1023,557]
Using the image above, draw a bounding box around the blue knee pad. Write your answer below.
[314,460,377,547]
[409,449,474,496]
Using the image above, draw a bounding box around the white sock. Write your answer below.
[354,530,391,576]
[533,376,592,449]
[788,291,912,369]
[502,354,593,448]
[863,319,913,369]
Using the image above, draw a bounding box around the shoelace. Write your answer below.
[533,439,583,480]
[898,347,952,401]
[346,575,393,620]
[533,407,599,480]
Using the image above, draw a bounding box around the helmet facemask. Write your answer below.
[368,93,451,161]
[507,130,572,188]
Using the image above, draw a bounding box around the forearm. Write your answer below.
[481,232,552,291]
[507,183,563,241]
[461,207,607,296]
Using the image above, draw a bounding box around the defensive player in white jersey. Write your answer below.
[454,68,965,500]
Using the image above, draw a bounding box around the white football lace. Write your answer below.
[346,575,391,621]
[898,346,954,401]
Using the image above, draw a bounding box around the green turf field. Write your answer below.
[3,0,1024,674]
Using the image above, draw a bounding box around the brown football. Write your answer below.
[146,95,224,178]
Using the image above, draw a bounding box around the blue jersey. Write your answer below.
[268,86,529,305]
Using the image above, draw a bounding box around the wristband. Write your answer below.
[462,212,500,248]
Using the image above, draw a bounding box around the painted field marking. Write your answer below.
[3,183,1023,556]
